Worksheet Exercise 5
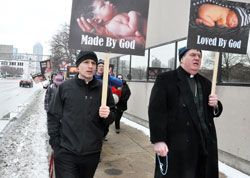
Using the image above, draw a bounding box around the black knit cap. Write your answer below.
[179,47,190,61]
[178,47,202,61]
[76,51,98,67]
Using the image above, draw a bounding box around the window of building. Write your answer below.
[118,55,130,80]
[220,34,250,84]
[9,62,16,66]
[199,51,215,81]
[221,52,250,83]
[131,49,148,81]
[110,37,250,86]
[17,62,23,66]
[149,43,175,80]
[110,57,118,77]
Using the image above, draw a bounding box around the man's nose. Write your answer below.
[88,63,94,68]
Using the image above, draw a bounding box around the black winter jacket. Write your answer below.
[116,80,131,112]
[44,83,58,111]
[47,74,115,155]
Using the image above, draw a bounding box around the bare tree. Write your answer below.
[221,52,250,82]
[222,53,236,81]
[131,66,146,80]
[49,23,79,72]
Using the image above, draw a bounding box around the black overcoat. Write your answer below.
[149,67,223,178]
[116,80,131,112]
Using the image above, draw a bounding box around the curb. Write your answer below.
[0,88,42,137]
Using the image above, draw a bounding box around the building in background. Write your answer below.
[0,44,47,78]
[33,42,43,73]
[0,44,15,77]
[0,44,13,61]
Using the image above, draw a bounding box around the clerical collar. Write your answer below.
[180,66,196,79]
[78,75,93,84]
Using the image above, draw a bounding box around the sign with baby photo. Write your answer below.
[187,0,250,54]
[68,0,150,56]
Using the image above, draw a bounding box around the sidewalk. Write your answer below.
[95,121,155,178]
[95,120,227,178]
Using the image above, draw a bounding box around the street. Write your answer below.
[0,79,43,119]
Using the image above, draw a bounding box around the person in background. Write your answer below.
[50,73,57,84]
[43,73,57,89]
[95,59,122,141]
[109,64,115,76]
[115,74,131,133]
[44,75,64,112]
[47,51,115,178]
[148,47,223,178]
[95,59,122,88]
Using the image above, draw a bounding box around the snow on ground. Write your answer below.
[0,90,49,178]
[121,117,250,178]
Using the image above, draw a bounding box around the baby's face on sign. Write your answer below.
[226,11,238,28]
[93,0,117,22]
[196,4,239,28]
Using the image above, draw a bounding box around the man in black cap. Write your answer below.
[148,47,223,178]
[47,51,115,178]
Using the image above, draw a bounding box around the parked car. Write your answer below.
[19,78,33,88]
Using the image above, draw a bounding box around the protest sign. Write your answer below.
[66,66,79,79]
[69,0,149,56]
[40,60,52,77]
[69,0,150,106]
[187,0,250,93]
[187,0,250,54]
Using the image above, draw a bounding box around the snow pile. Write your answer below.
[219,162,250,178]
[0,90,49,178]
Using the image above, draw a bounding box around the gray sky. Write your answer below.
[0,0,72,55]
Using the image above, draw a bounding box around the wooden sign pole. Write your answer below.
[101,53,110,107]
[211,52,219,95]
